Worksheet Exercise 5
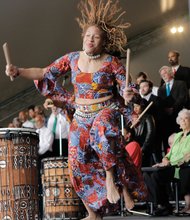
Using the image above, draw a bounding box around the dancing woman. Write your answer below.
[5,1,147,219]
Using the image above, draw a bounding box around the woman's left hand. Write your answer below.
[43,98,54,109]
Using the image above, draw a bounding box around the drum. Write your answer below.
[41,157,85,219]
[0,128,39,220]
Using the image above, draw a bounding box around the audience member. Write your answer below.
[28,105,36,126]
[34,105,44,115]
[166,133,176,153]
[18,110,35,129]
[158,65,189,153]
[34,105,48,125]
[167,50,190,90]
[131,96,155,167]
[144,109,190,216]
[7,122,14,128]
[12,117,22,128]
[34,114,53,220]
[135,71,158,96]
[35,114,54,157]
[47,106,70,157]
[139,79,164,162]
[124,127,142,173]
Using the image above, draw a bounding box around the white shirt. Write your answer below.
[141,92,152,101]
[166,79,174,91]
[172,65,180,74]
[47,112,70,139]
[22,120,35,129]
[152,86,158,96]
[36,126,54,155]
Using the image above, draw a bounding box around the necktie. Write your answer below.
[173,68,176,75]
[166,83,170,96]
[52,116,57,135]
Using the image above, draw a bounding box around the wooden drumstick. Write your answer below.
[121,114,124,136]
[125,48,131,105]
[3,42,14,81]
[59,120,63,157]
[130,101,153,128]
[127,209,151,216]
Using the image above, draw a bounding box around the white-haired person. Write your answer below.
[158,65,189,154]
[144,108,190,216]
[5,0,147,219]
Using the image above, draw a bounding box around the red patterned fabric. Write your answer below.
[34,51,147,213]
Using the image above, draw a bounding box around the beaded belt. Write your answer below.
[74,103,118,118]
[75,99,112,113]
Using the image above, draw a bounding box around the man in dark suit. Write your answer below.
[158,66,189,153]
[139,80,164,163]
[168,50,190,90]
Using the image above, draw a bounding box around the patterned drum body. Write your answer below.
[0,128,39,220]
[41,157,84,219]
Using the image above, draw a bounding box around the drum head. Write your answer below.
[0,128,38,139]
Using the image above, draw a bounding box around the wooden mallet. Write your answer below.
[3,42,14,81]
[127,209,151,216]
[121,48,131,135]
[125,48,131,105]
[130,101,153,128]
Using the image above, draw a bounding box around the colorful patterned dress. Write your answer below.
[34,51,147,214]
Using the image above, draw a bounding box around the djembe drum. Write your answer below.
[41,157,85,219]
[0,128,39,220]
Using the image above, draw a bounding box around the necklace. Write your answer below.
[84,51,101,59]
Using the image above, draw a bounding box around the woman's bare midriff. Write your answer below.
[75,95,113,105]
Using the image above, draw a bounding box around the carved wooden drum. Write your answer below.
[0,128,39,220]
[41,157,84,219]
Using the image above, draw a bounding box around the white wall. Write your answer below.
[130,21,190,86]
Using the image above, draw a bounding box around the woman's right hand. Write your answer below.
[5,64,19,78]
[123,86,135,103]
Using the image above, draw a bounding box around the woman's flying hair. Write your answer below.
[76,0,130,53]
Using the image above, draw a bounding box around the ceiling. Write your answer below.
[0,0,189,126]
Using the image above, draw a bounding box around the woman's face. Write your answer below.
[133,104,142,115]
[28,109,35,119]
[179,114,190,131]
[83,25,104,55]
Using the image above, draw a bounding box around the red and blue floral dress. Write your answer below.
[34,51,147,214]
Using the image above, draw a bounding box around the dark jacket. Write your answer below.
[175,65,190,89]
[134,113,155,153]
[158,80,189,117]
